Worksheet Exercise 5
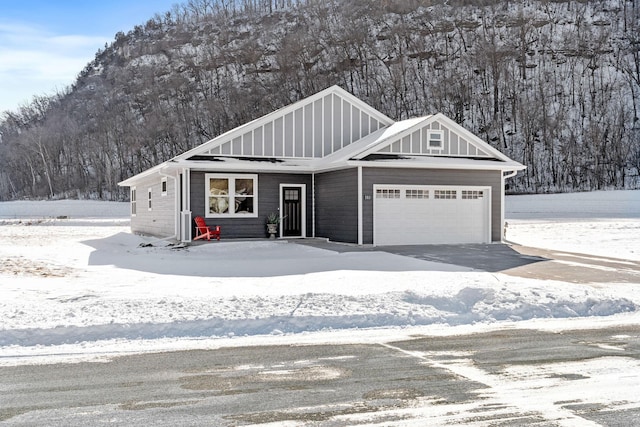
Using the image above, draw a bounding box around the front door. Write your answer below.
[281,185,304,237]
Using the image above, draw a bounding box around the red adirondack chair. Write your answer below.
[193,216,221,241]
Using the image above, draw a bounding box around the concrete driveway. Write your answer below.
[293,239,640,284]
[379,243,640,283]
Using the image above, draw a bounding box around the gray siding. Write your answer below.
[130,176,176,238]
[190,172,312,239]
[362,168,502,244]
[377,119,492,158]
[315,169,359,243]
[206,91,388,159]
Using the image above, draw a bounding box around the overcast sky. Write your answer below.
[0,0,178,114]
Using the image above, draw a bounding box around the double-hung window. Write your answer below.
[205,173,258,218]
[131,188,137,216]
[427,130,444,149]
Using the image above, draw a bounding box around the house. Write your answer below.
[118,86,525,246]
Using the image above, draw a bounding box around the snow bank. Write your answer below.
[0,191,639,365]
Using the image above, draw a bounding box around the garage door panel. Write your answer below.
[374,185,490,245]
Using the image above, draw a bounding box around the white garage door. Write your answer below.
[373,185,491,246]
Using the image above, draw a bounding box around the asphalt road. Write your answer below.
[2,326,640,426]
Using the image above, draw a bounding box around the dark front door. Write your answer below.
[282,186,302,237]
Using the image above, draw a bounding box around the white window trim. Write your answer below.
[147,188,152,211]
[427,130,444,150]
[131,187,137,217]
[205,173,258,218]
[161,177,167,196]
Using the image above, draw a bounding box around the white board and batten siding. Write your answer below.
[373,185,491,246]
[205,92,388,159]
[376,119,493,158]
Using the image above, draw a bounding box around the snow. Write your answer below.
[505,190,640,260]
[0,191,639,369]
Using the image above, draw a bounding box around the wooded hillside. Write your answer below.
[0,0,638,200]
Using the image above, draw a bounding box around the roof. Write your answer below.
[119,87,524,187]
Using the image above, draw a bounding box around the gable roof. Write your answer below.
[175,85,394,162]
[312,114,525,172]
[352,114,513,162]
[119,88,524,186]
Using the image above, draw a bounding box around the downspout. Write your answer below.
[312,173,316,238]
[180,168,192,242]
[357,166,363,245]
[159,170,179,242]
[501,170,518,242]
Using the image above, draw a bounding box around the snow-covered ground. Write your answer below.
[505,190,640,261]
[0,190,638,367]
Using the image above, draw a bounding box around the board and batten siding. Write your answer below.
[205,93,387,159]
[361,168,502,244]
[314,169,359,243]
[377,118,493,158]
[130,175,176,238]
[190,171,312,239]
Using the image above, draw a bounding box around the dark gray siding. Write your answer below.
[315,169,359,243]
[362,168,502,244]
[190,171,312,239]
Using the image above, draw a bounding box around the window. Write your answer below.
[427,130,444,149]
[206,174,257,217]
[406,189,429,199]
[161,178,167,196]
[148,188,152,210]
[376,188,400,199]
[462,190,484,199]
[434,189,457,199]
[131,188,137,216]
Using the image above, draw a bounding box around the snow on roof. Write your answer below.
[118,91,525,188]
[314,116,431,168]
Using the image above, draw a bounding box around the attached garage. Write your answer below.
[373,185,491,246]
[119,86,524,245]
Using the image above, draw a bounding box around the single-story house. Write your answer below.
[118,85,525,246]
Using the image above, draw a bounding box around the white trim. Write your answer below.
[279,183,306,239]
[183,168,191,212]
[501,173,506,242]
[311,173,316,238]
[357,166,363,245]
[172,85,394,163]
[344,159,525,172]
[353,113,515,162]
[181,168,192,242]
[130,187,137,217]
[204,173,258,218]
